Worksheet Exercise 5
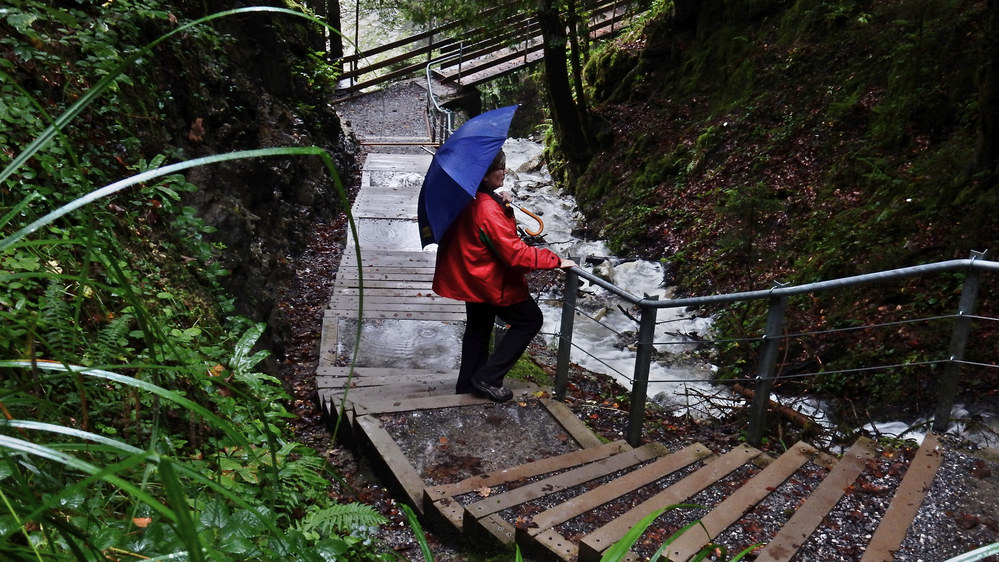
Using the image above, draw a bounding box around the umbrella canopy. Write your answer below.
[418,104,518,247]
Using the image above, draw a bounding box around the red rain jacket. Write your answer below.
[433,191,561,306]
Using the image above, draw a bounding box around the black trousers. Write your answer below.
[455,298,544,393]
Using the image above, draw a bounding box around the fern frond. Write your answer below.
[39,280,81,359]
[300,502,388,536]
[87,313,133,365]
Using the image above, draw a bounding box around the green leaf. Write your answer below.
[199,498,230,529]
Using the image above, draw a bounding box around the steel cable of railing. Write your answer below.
[546,331,634,383]
[953,359,999,370]
[536,298,628,337]
[538,316,635,384]
[641,358,952,385]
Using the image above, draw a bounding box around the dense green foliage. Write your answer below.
[571,0,999,418]
[0,1,404,559]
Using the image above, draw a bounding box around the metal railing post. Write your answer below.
[933,250,987,432]
[555,264,579,401]
[746,292,788,447]
[626,297,658,447]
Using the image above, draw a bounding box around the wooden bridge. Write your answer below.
[314,118,949,560]
[336,0,638,98]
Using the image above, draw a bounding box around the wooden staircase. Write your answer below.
[316,148,947,561]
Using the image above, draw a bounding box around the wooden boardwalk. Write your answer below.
[317,147,947,561]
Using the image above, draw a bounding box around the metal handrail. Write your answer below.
[554,251,996,446]
[570,255,999,310]
[425,51,461,144]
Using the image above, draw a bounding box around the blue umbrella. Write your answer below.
[418,105,518,247]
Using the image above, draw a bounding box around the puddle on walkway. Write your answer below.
[347,218,424,251]
[335,318,463,369]
[368,170,424,189]
[378,399,582,485]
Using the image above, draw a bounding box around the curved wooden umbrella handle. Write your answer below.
[518,206,544,236]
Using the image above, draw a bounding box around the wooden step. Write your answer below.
[462,441,677,547]
[665,441,821,561]
[423,439,633,532]
[521,442,714,562]
[754,438,877,562]
[860,432,944,562]
[577,444,764,562]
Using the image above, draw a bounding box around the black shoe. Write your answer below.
[471,379,513,402]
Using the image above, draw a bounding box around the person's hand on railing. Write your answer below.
[559,257,577,269]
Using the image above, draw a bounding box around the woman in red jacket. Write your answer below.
[433,150,577,401]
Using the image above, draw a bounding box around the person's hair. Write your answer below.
[487,150,506,172]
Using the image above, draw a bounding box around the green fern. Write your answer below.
[39,279,81,359]
[85,312,133,366]
[300,502,388,536]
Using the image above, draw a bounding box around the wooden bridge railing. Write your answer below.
[335,0,639,98]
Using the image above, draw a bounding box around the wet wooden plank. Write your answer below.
[317,312,340,368]
[360,136,433,145]
[463,442,673,548]
[332,287,442,298]
[464,442,672,520]
[328,303,465,318]
[860,432,944,562]
[467,512,517,546]
[333,279,439,290]
[329,294,460,307]
[340,248,438,264]
[336,261,437,273]
[354,188,421,201]
[578,444,763,562]
[316,366,457,388]
[351,207,416,220]
[321,381,456,407]
[423,439,631,531]
[755,438,877,562]
[362,153,432,172]
[425,440,631,503]
[540,399,605,449]
[666,441,820,561]
[533,528,577,562]
[352,382,541,416]
[523,443,712,539]
[327,308,466,321]
[354,415,427,512]
[335,270,436,282]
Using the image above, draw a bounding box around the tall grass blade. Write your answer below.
[158,457,206,562]
[401,504,434,562]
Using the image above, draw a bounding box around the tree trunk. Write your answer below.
[536,0,591,176]
[974,0,999,188]
[303,0,343,60]
[566,0,589,124]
